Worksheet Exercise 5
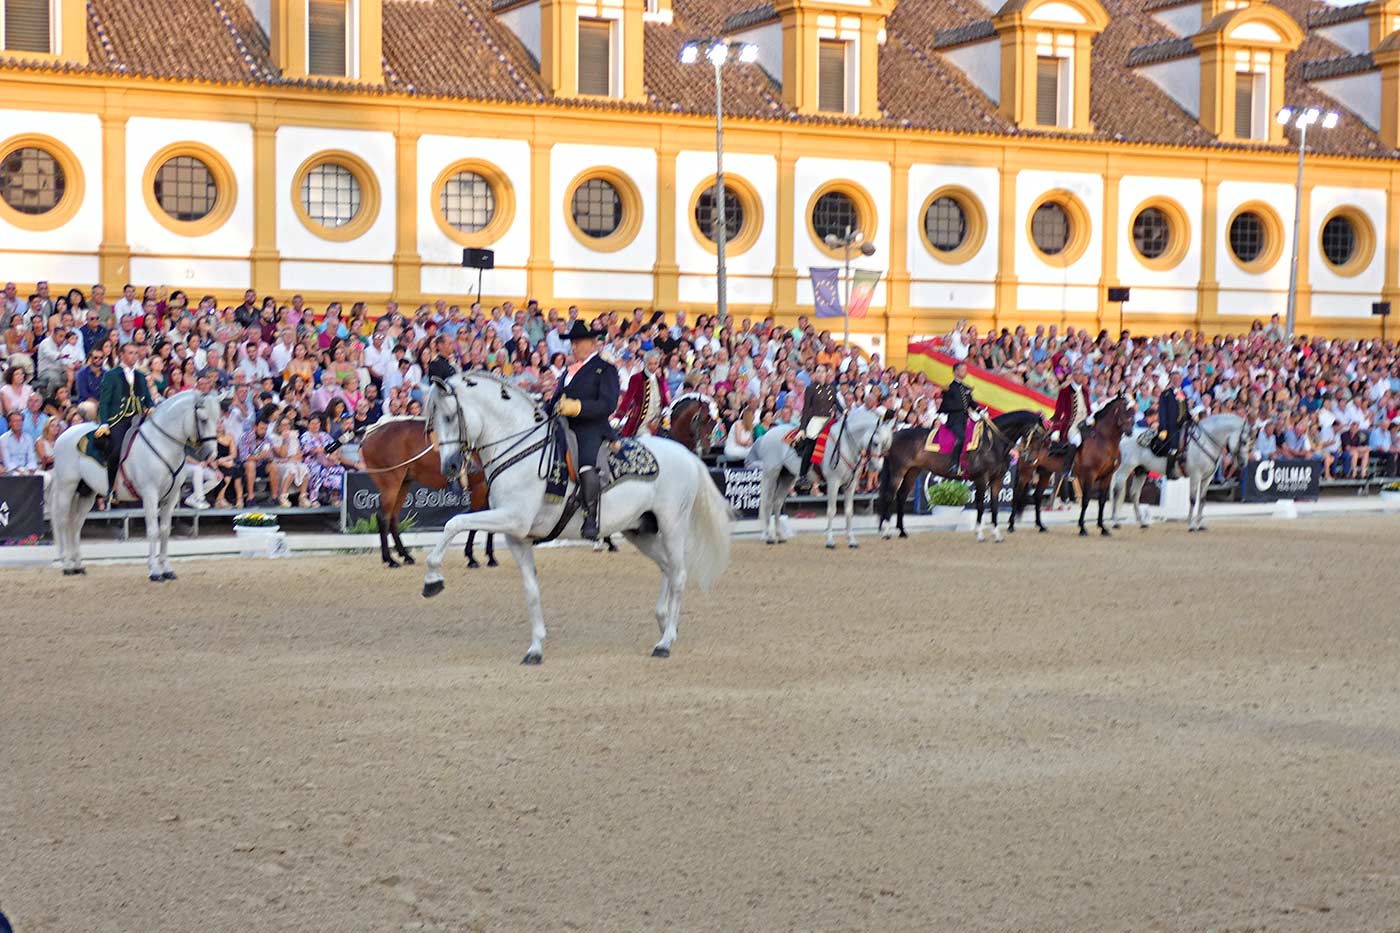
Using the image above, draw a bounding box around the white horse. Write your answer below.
[1111,412,1258,532]
[745,406,897,549]
[421,374,731,663]
[49,391,221,580]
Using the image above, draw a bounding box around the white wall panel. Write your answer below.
[126,117,255,259]
[674,149,777,305]
[275,125,396,261]
[416,135,532,268]
[0,109,102,254]
[1117,174,1202,314]
[554,269,653,301]
[2,252,99,284]
[1016,283,1099,313]
[793,156,890,310]
[279,260,393,293]
[130,257,251,290]
[678,273,773,306]
[1308,185,1385,318]
[907,163,999,311]
[550,144,657,283]
[421,264,527,300]
[910,280,997,310]
[1015,170,1104,286]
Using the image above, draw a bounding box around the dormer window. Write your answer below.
[578,18,613,96]
[2,0,50,53]
[1233,56,1269,140]
[308,0,349,78]
[818,39,848,113]
[981,0,1108,133]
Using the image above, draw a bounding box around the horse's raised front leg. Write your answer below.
[423,508,528,597]
[975,483,987,542]
[759,470,776,544]
[66,489,96,573]
[1131,473,1148,529]
[1034,474,1048,533]
[503,535,546,664]
[895,471,913,539]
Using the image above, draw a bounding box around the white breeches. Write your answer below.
[804,417,829,439]
[180,463,221,500]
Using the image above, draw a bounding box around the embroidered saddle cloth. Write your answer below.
[544,419,660,501]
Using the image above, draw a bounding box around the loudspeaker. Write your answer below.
[1107,287,1131,303]
[462,248,495,270]
[1372,301,1391,317]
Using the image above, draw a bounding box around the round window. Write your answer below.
[0,146,65,215]
[301,162,362,228]
[1132,207,1170,260]
[924,197,967,253]
[1031,202,1071,256]
[811,191,859,243]
[694,185,744,244]
[572,178,622,239]
[440,171,496,234]
[153,155,218,222]
[1320,214,1356,267]
[1229,211,1265,264]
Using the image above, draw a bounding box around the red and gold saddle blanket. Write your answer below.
[924,418,984,466]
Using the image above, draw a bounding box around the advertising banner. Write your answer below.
[342,472,472,532]
[711,466,763,519]
[1240,458,1322,502]
[0,475,47,544]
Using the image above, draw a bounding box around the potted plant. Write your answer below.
[232,511,280,538]
[1381,481,1400,506]
[924,479,972,524]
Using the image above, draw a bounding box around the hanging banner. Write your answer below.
[1240,458,1322,502]
[0,475,47,544]
[810,267,843,318]
[709,466,763,519]
[846,269,882,319]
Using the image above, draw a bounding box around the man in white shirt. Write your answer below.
[1,410,37,473]
[237,343,272,383]
[269,328,296,374]
[35,325,69,395]
[545,320,569,358]
[112,284,141,329]
[364,330,395,385]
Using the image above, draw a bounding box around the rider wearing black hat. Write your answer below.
[553,320,620,539]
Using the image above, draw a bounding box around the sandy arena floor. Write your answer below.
[3,516,1400,932]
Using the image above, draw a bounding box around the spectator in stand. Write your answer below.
[2,365,34,415]
[1340,421,1371,479]
[1,410,37,474]
[237,409,280,505]
[270,409,310,506]
[1369,418,1397,476]
[299,412,346,506]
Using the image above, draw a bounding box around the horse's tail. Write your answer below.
[685,454,732,592]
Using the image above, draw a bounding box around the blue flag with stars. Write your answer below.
[810,267,842,318]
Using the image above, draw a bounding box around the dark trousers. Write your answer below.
[947,415,967,465]
[572,423,606,473]
[106,418,135,495]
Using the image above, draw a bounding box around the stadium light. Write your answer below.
[1277,104,1340,339]
[678,38,760,330]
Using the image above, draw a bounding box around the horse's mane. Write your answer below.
[992,409,1044,435]
[362,415,422,437]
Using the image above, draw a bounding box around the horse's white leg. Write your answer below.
[424,507,525,593]
[844,471,858,548]
[502,536,546,664]
[627,530,682,656]
[158,495,178,578]
[52,485,69,571]
[773,473,795,542]
[1131,473,1147,528]
[142,493,163,581]
[975,486,986,542]
[1192,474,1207,531]
[824,466,838,549]
[991,483,1004,542]
[759,471,776,544]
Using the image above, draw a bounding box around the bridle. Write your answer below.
[429,375,552,490]
[133,391,218,502]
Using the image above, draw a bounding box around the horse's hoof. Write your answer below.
[401,554,416,566]
[422,579,445,599]
[898,531,908,540]
[1187,526,1197,534]
[765,539,776,546]
[1139,524,1149,530]
[651,646,671,659]
[385,559,401,569]
[1037,525,1047,534]
[521,652,543,666]
[1078,528,1088,537]
[149,573,164,583]
[848,541,859,549]
[74,567,86,575]
[467,560,480,569]
[1100,528,1111,537]
[824,541,836,550]
[162,571,177,581]
[1197,526,1208,533]
[62,568,77,576]
[487,559,499,567]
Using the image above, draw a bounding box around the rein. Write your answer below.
[131,394,215,503]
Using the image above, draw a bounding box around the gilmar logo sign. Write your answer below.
[1243,458,1322,502]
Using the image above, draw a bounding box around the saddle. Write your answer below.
[923,417,981,455]
[77,418,145,500]
[545,417,660,501]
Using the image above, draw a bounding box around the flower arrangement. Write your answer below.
[233,512,279,528]
[1383,481,1400,492]
[926,480,973,508]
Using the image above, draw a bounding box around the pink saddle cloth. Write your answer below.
[925,418,976,470]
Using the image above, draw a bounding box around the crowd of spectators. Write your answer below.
[2,278,1399,504]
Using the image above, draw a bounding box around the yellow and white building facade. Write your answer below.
[2,0,1400,366]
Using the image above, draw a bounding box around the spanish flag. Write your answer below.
[906,339,1054,418]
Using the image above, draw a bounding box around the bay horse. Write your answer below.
[1069,394,1135,537]
[665,396,716,458]
[1007,421,1065,535]
[875,409,1044,542]
[359,418,495,569]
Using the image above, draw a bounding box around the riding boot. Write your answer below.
[579,467,602,540]
[1165,452,1178,481]
[796,439,816,487]
[948,441,965,478]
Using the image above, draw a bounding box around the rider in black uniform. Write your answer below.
[938,360,977,477]
[426,334,458,384]
[552,321,620,539]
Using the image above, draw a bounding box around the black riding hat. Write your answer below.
[563,320,601,341]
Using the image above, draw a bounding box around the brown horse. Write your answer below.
[666,397,716,458]
[1069,394,1135,537]
[1008,422,1066,535]
[876,409,1044,540]
[358,418,495,569]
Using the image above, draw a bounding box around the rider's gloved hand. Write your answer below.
[557,397,582,417]
[94,424,111,438]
